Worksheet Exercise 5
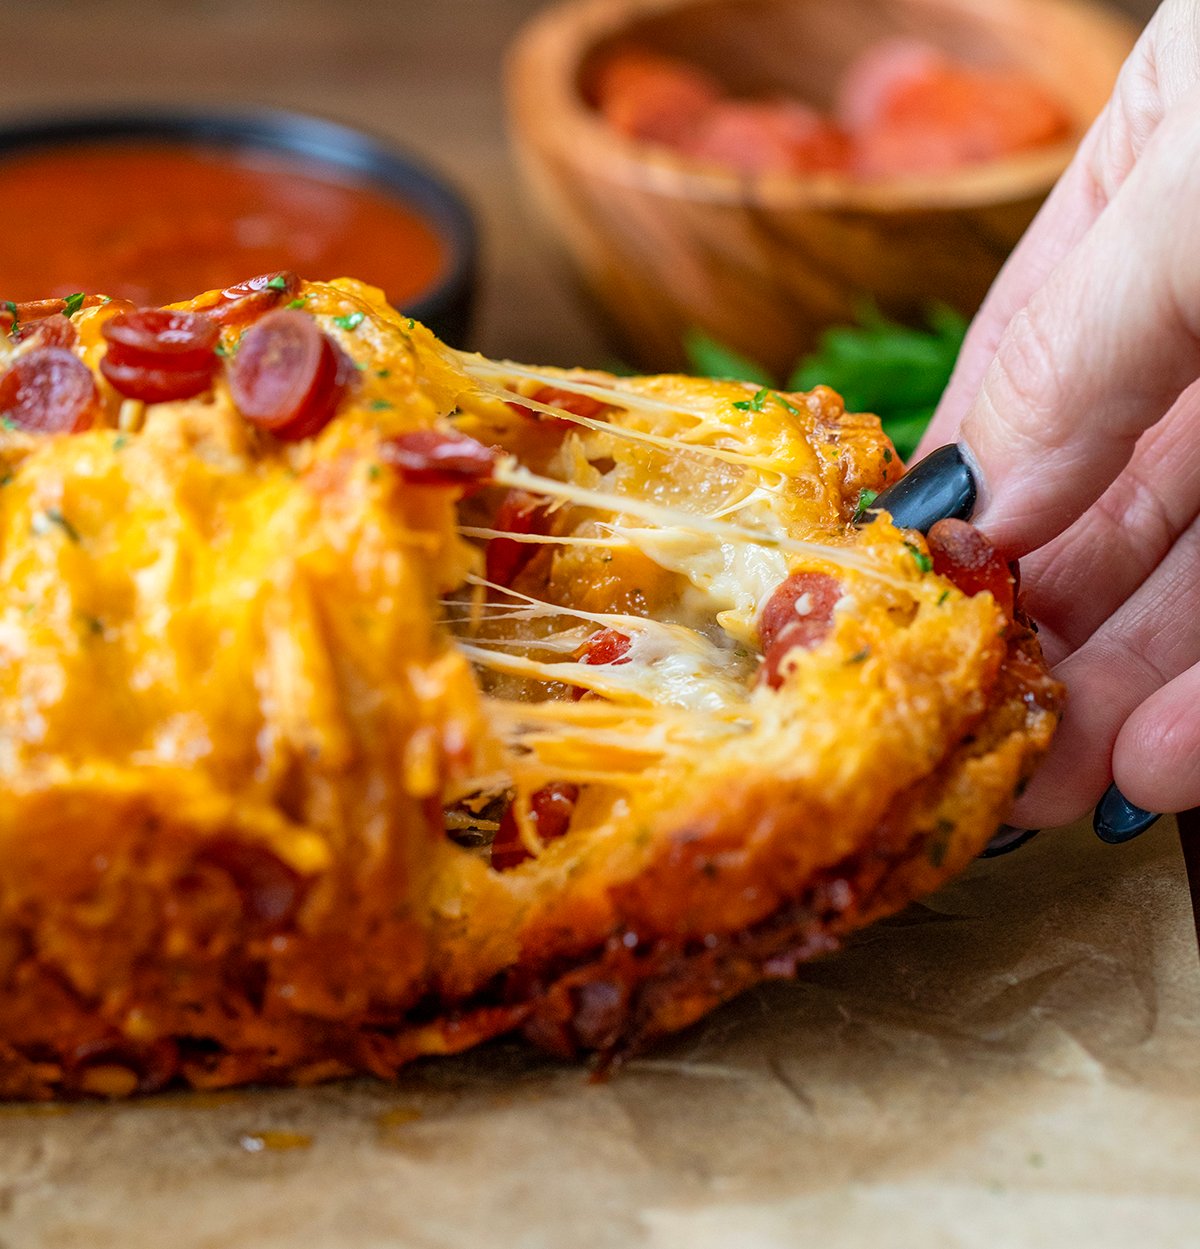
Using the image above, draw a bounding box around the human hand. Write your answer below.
[916,0,1200,830]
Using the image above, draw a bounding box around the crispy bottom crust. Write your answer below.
[0,621,1058,1100]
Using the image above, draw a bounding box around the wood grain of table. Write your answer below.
[0,0,1159,367]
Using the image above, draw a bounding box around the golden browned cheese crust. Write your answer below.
[0,280,1061,1098]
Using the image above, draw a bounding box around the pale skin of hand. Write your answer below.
[917,0,1200,828]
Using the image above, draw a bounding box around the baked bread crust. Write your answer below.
[0,280,1060,1098]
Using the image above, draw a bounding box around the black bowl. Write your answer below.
[0,108,478,345]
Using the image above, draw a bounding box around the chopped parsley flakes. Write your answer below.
[905,543,933,573]
[62,292,86,317]
[733,387,770,413]
[33,508,81,543]
[333,311,365,332]
[852,488,878,524]
[267,275,290,292]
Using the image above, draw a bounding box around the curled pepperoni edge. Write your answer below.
[201,272,302,328]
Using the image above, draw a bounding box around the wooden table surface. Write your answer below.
[0,0,1159,369]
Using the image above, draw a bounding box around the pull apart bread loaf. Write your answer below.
[0,277,1061,1098]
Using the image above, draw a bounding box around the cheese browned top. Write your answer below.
[0,277,1059,1098]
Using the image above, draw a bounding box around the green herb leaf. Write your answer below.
[2,300,17,336]
[905,542,933,574]
[684,329,775,386]
[267,275,289,292]
[333,311,365,332]
[787,303,967,460]
[33,508,81,543]
[62,292,86,318]
[286,298,307,310]
[369,399,393,411]
[852,488,879,523]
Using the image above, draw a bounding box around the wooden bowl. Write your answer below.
[506,0,1137,375]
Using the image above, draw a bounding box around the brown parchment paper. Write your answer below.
[1,815,1198,1249]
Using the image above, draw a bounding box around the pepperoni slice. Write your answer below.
[15,313,77,350]
[926,518,1015,618]
[594,49,720,147]
[100,309,219,402]
[758,571,842,688]
[380,429,498,489]
[485,489,550,588]
[205,272,301,327]
[7,295,109,324]
[491,783,580,871]
[508,385,610,423]
[0,348,98,433]
[228,309,352,441]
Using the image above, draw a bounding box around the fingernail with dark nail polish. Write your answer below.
[981,824,1040,857]
[1093,783,1162,844]
[866,444,977,533]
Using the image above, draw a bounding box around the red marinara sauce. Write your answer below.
[0,143,446,306]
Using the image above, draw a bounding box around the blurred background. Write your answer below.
[0,0,1159,371]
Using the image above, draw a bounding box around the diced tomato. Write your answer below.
[491,783,580,871]
[926,518,1014,617]
[579,627,632,667]
[758,571,842,688]
[571,627,632,699]
[485,489,549,588]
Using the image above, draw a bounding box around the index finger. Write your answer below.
[960,90,1200,557]
[918,143,1107,453]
